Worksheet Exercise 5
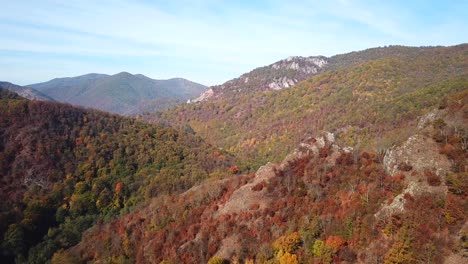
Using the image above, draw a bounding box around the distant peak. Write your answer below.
[115,71,133,77]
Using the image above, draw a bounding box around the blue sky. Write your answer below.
[0,0,466,86]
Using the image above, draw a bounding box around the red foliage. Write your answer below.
[393,173,405,182]
[115,181,123,194]
[424,170,441,186]
[229,165,239,174]
[326,235,345,252]
[319,147,331,158]
[75,137,83,146]
[251,181,265,191]
[403,192,413,201]
[336,152,353,165]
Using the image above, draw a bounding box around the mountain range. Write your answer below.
[27,72,207,115]
[0,44,467,264]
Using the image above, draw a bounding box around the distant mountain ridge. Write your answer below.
[0,81,53,101]
[28,72,207,115]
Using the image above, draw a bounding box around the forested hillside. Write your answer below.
[1,44,467,264]
[148,44,468,170]
[68,89,467,263]
[0,90,232,263]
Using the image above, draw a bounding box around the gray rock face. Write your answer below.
[376,132,451,220]
[383,134,451,177]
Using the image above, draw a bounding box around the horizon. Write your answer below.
[5,43,464,87]
[1,0,467,86]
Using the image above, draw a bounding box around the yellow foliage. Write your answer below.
[207,256,227,264]
[273,232,301,254]
[244,258,255,264]
[277,250,299,264]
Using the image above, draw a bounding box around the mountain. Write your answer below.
[187,45,435,103]
[69,96,467,263]
[1,44,467,264]
[148,44,468,170]
[0,93,232,263]
[0,81,53,101]
[28,72,207,115]
[189,56,328,103]
[58,44,467,263]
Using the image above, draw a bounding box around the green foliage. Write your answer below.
[446,172,467,195]
[2,224,26,256]
[300,216,322,253]
[312,240,332,263]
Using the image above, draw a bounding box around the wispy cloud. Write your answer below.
[0,0,466,85]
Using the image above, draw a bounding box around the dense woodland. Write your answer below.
[68,89,467,263]
[0,44,467,263]
[0,90,232,263]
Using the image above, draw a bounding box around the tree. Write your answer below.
[273,232,301,254]
[3,224,26,256]
[312,239,332,264]
[278,251,299,264]
[384,226,415,264]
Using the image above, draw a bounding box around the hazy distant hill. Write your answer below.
[28,72,207,115]
[0,81,53,101]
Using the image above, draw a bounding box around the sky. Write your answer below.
[0,0,467,86]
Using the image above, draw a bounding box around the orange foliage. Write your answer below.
[115,182,123,194]
[325,235,345,252]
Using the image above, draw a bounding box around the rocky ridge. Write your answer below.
[188,56,328,103]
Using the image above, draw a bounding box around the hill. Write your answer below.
[67,91,467,262]
[1,44,467,264]
[28,72,207,115]
[148,44,468,170]
[0,82,53,101]
[0,93,232,263]
[188,45,437,103]
[188,56,328,103]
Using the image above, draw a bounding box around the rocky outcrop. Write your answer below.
[187,88,214,103]
[375,181,447,219]
[376,132,452,220]
[187,56,328,103]
[383,134,451,177]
